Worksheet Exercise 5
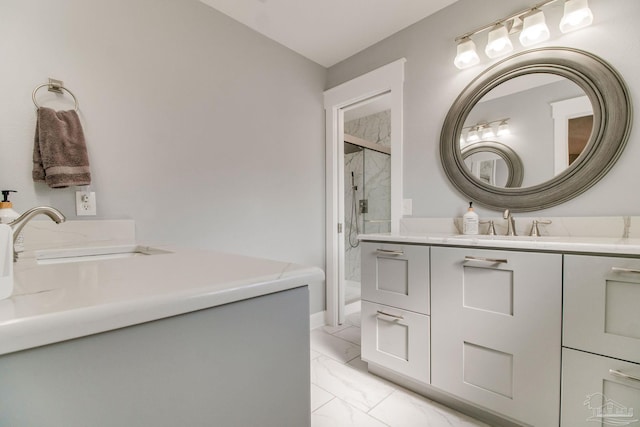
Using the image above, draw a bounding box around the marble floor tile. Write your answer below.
[333,326,361,345]
[311,384,335,412]
[369,389,491,427]
[311,355,394,412]
[310,329,361,363]
[322,323,351,335]
[346,356,369,373]
[345,312,361,327]
[310,349,322,360]
[312,398,388,427]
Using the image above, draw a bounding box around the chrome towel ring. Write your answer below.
[32,78,79,111]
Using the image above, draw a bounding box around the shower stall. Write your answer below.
[343,124,391,306]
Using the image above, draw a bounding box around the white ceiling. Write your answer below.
[199,0,460,68]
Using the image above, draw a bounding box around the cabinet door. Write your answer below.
[562,348,640,426]
[361,300,430,384]
[431,247,562,427]
[361,242,429,314]
[564,255,640,364]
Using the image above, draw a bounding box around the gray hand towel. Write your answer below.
[33,107,91,188]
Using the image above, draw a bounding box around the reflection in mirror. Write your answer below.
[464,152,508,187]
[461,141,523,188]
[551,95,594,175]
[462,73,592,188]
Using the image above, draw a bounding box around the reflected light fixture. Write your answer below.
[519,9,550,46]
[453,0,595,69]
[485,23,513,58]
[466,127,480,143]
[461,118,510,144]
[497,120,511,137]
[454,38,480,70]
[481,125,496,140]
[560,0,594,33]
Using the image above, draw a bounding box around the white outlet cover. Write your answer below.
[76,191,97,216]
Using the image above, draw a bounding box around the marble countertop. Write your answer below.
[359,232,640,256]
[0,246,324,356]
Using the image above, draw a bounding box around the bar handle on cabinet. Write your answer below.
[376,249,404,256]
[611,267,640,275]
[376,310,404,320]
[464,255,508,264]
[609,369,640,382]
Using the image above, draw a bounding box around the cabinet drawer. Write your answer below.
[361,242,429,314]
[431,247,562,426]
[561,348,640,426]
[564,255,640,363]
[361,301,430,384]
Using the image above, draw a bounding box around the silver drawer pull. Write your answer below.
[376,249,404,256]
[376,310,404,320]
[609,369,640,382]
[464,256,508,264]
[611,267,640,274]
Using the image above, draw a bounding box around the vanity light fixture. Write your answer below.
[466,127,480,143]
[519,9,550,46]
[454,37,480,70]
[497,120,511,137]
[560,0,594,33]
[453,0,594,69]
[485,23,514,58]
[481,124,496,140]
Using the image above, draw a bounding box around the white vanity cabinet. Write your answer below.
[561,255,640,426]
[430,246,562,427]
[360,242,430,384]
[561,348,640,426]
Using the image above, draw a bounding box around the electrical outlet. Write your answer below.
[76,191,97,216]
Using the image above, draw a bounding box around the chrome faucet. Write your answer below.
[8,206,66,262]
[503,209,516,236]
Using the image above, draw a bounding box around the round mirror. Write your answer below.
[461,141,523,188]
[441,48,632,211]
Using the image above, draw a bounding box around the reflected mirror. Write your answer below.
[440,48,632,211]
[461,141,523,188]
[461,74,593,188]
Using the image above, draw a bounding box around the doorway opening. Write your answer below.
[323,59,405,326]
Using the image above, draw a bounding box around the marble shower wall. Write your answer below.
[344,110,391,283]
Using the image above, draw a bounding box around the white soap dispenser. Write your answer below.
[0,190,22,252]
[462,202,479,235]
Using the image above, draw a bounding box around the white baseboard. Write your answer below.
[310,310,326,330]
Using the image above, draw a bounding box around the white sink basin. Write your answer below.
[36,245,171,265]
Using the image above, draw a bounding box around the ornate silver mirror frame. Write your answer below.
[461,141,524,188]
[440,47,632,211]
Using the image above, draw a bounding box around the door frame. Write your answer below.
[323,58,405,326]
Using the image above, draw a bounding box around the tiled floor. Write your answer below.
[310,312,489,427]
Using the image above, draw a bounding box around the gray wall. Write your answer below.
[328,0,640,218]
[0,1,327,313]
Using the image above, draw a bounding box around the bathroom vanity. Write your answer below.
[360,231,640,427]
[0,240,323,427]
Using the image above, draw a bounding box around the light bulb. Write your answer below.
[466,128,480,142]
[560,0,593,33]
[481,125,495,140]
[485,24,513,58]
[497,121,510,137]
[519,9,550,47]
[454,38,480,69]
